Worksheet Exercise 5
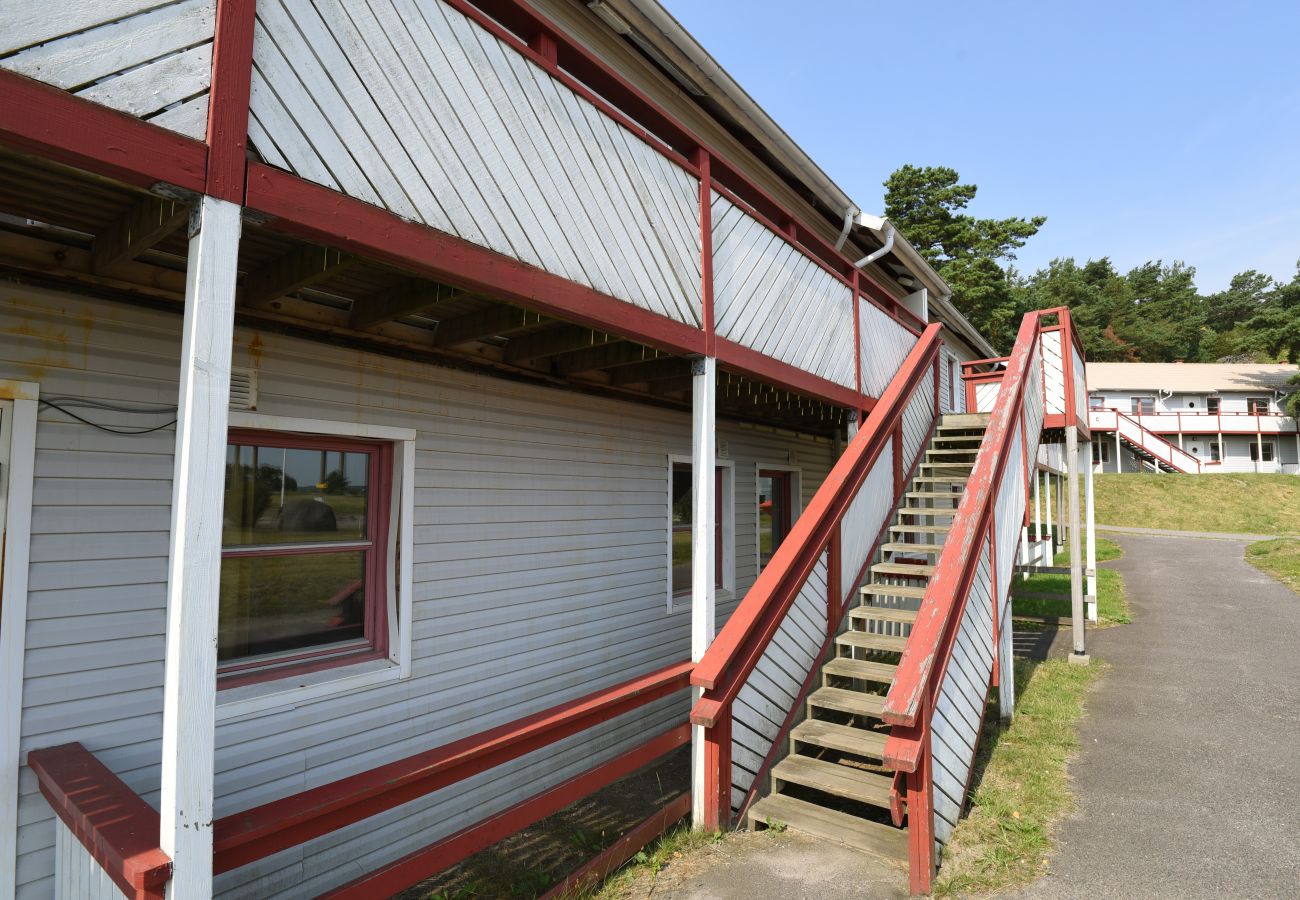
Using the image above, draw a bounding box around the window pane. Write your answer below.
[219,551,367,663]
[759,472,792,569]
[672,467,692,594]
[224,444,370,545]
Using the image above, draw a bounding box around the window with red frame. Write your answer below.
[219,430,392,686]
[671,463,724,595]
[1248,397,1270,415]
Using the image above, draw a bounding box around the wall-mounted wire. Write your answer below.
[38,397,178,436]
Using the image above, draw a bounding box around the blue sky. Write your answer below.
[660,0,1300,293]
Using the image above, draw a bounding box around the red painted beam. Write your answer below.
[212,660,692,872]
[27,743,172,900]
[539,792,691,899]
[317,725,691,900]
[204,0,257,202]
[715,336,867,411]
[244,163,707,358]
[0,69,206,194]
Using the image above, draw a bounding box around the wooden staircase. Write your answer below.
[746,413,991,860]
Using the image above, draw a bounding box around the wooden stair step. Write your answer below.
[889,524,951,534]
[861,582,927,599]
[880,542,942,555]
[773,755,894,808]
[906,491,963,500]
[1013,613,1072,625]
[1016,565,1071,575]
[932,435,983,444]
[898,506,958,517]
[928,449,980,456]
[941,413,991,426]
[919,462,975,469]
[808,686,887,718]
[791,719,888,759]
[748,794,908,861]
[835,630,909,653]
[849,606,918,625]
[912,475,969,484]
[872,562,935,577]
[823,656,898,684]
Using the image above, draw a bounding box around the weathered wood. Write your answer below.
[835,631,909,654]
[91,195,189,275]
[503,325,616,365]
[610,357,693,386]
[748,794,908,860]
[350,281,465,331]
[432,305,545,347]
[772,756,893,807]
[240,244,352,311]
[790,719,887,758]
[821,656,899,683]
[808,687,886,718]
[552,342,665,376]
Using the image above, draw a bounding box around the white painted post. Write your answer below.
[689,356,717,828]
[1055,472,1066,555]
[1065,426,1087,662]
[160,196,242,898]
[1115,431,1122,473]
[1085,444,1098,622]
[1034,467,1043,565]
[1043,470,1054,557]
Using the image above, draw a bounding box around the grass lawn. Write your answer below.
[1245,539,1300,595]
[1012,537,1131,627]
[932,656,1106,896]
[1093,473,1300,536]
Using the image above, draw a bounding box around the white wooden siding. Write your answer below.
[973,381,1000,413]
[930,540,994,847]
[1071,343,1087,421]
[1,283,834,898]
[730,552,828,812]
[0,0,216,140]
[901,370,937,470]
[53,818,119,900]
[838,444,895,593]
[710,194,855,389]
[1041,331,1066,416]
[859,300,917,397]
[247,0,702,328]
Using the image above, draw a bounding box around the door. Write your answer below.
[757,470,793,570]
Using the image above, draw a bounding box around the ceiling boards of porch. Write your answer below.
[246,0,703,328]
[0,151,848,437]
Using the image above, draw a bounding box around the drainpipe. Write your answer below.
[834,204,859,252]
[854,220,895,268]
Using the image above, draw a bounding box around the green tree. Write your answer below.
[883,165,1046,350]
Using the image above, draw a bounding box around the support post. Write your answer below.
[1115,431,1122,473]
[690,356,718,828]
[1042,470,1053,556]
[1085,445,1098,622]
[160,196,242,898]
[1065,426,1088,663]
[906,697,935,894]
[1055,472,1066,555]
[1034,466,1043,565]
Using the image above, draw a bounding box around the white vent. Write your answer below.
[230,368,258,411]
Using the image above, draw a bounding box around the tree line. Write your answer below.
[883,165,1300,366]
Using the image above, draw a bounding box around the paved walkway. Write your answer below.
[1018,533,1300,899]
[1096,523,1287,542]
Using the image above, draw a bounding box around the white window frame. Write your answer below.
[1250,439,1276,463]
[753,463,802,576]
[0,381,38,900]
[217,412,416,720]
[666,454,735,613]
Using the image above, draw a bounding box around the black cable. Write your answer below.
[39,399,178,436]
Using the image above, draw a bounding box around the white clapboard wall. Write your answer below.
[1041,330,1066,416]
[710,193,856,389]
[859,299,919,398]
[247,0,703,328]
[53,819,120,900]
[0,0,217,139]
[2,282,835,898]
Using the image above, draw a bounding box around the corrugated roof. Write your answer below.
[1086,362,1299,393]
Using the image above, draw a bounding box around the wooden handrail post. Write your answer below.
[892,422,904,498]
[702,714,731,830]
[827,527,843,639]
[906,697,935,894]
